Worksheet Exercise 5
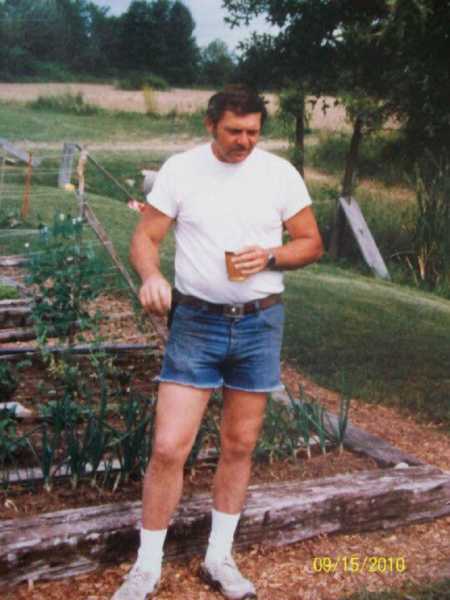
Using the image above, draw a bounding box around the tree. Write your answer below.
[380,0,450,157]
[199,39,235,87]
[164,1,199,84]
[117,0,199,85]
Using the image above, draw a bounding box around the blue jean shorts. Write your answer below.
[156,300,285,393]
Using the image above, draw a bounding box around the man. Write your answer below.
[113,84,323,600]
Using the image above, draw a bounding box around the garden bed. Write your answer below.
[0,448,377,520]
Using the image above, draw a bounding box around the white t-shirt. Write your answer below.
[147,143,312,303]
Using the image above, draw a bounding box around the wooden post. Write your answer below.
[294,95,305,178]
[76,149,88,218]
[58,143,77,188]
[0,138,41,168]
[0,150,5,209]
[20,153,33,220]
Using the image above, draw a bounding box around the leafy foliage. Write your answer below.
[25,212,104,346]
[198,40,236,87]
[0,0,200,85]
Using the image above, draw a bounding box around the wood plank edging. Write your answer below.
[1,465,449,589]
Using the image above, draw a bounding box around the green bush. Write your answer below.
[29,92,100,116]
[116,72,169,91]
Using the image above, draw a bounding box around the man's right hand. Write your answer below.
[139,273,172,316]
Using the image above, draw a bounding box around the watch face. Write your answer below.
[267,255,277,270]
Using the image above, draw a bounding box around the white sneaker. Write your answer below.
[111,564,160,600]
[199,555,257,600]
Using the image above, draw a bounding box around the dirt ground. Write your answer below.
[0,83,350,130]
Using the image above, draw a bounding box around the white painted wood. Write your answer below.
[339,196,390,280]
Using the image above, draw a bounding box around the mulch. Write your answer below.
[3,297,450,599]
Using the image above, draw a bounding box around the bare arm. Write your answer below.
[129,205,174,315]
[233,206,324,275]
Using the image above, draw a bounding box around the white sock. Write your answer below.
[205,508,241,564]
[135,527,167,574]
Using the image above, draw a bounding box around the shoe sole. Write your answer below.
[112,578,160,600]
[198,565,257,600]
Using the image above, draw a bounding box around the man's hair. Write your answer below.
[206,84,268,127]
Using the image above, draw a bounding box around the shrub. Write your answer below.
[29,92,100,116]
[25,212,105,346]
[116,72,169,91]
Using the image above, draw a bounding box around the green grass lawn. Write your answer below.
[283,264,450,426]
[0,184,139,274]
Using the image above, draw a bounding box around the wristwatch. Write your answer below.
[266,252,278,271]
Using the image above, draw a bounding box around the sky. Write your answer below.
[93,0,277,51]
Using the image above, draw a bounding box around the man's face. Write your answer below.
[206,110,262,164]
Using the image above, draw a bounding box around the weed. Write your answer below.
[143,86,159,116]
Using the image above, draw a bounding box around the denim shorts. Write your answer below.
[156,300,285,392]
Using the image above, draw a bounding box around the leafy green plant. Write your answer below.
[287,387,313,459]
[25,213,105,347]
[0,408,25,471]
[112,392,153,485]
[25,423,60,492]
[255,396,298,463]
[0,362,18,401]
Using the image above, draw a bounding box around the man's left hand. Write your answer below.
[232,246,270,276]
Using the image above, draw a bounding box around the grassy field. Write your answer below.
[0,98,287,144]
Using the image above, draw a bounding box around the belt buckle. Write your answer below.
[223,303,245,318]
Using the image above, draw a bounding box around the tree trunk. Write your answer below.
[329,114,364,259]
[294,98,305,178]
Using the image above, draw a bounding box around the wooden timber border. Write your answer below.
[1,396,449,590]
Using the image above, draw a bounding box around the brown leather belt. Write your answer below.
[172,289,282,318]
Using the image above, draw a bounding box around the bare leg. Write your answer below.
[212,388,267,514]
[142,382,211,530]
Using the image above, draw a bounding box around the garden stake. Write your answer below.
[20,152,33,220]
[75,144,139,204]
